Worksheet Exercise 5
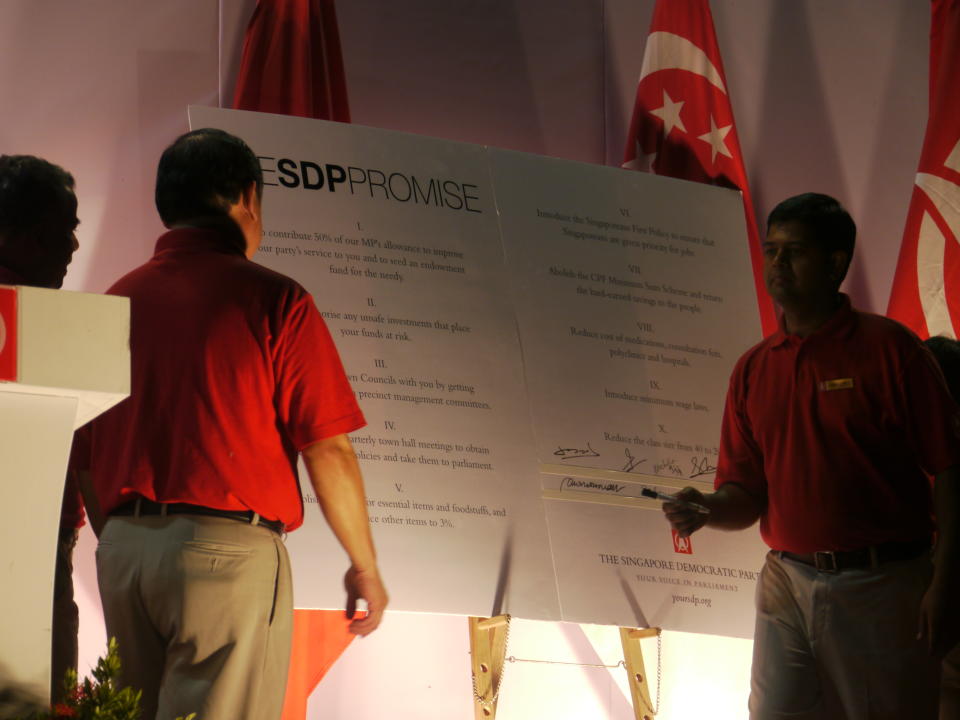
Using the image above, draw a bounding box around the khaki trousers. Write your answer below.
[96,514,293,720]
[749,550,939,720]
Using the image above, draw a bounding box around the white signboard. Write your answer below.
[189,106,560,621]
[490,149,769,634]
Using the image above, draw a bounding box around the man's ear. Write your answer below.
[226,181,262,258]
[238,181,260,222]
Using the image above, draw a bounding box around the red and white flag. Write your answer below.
[623,0,776,337]
[233,0,350,122]
[887,0,960,338]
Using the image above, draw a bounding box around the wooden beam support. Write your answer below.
[619,626,661,720]
[468,615,510,719]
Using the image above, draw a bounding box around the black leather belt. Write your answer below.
[111,497,284,535]
[778,538,930,573]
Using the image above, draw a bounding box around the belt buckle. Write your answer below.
[813,551,839,573]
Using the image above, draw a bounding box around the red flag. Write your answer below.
[887,0,960,338]
[233,0,350,121]
[280,610,360,720]
[623,0,776,337]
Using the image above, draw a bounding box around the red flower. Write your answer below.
[52,703,77,717]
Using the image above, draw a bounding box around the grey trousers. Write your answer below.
[51,526,79,704]
[96,514,293,720]
[749,550,939,720]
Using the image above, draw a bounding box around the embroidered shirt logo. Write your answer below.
[818,378,854,392]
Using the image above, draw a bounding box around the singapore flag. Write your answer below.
[887,0,960,339]
[622,0,776,337]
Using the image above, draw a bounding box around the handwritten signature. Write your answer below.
[689,456,717,479]
[653,458,683,477]
[621,447,647,473]
[561,477,625,494]
[554,442,600,461]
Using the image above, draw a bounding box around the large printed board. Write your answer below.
[491,149,768,636]
[189,106,560,620]
[188,107,769,636]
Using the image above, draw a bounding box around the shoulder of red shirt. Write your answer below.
[0,265,25,285]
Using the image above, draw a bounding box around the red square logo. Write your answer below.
[0,287,17,382]
[672,529,693,554]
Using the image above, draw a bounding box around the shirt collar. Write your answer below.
[154,222,247,258]
[770,293,856,348]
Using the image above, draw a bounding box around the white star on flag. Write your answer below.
[697,116,733,164]
[623,139,658,171]
[649,90,687,137]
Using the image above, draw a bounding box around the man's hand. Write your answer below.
[302,435,388,636]
[662,487,711,538]
[661,482,763,536]
[344,565,388,636]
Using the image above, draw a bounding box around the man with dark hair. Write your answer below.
[663,193,960,719]
[0,154,78,288]
[79,128,387,720]
[922,335,960,720]
[0,154,82,705]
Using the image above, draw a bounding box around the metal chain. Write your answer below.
[654,629,662,715]
[471,621,663,717]
[471,615,511,710]
[505,656,625,669]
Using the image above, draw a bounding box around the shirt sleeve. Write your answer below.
[273,286,366,449]
[715,360,767,500]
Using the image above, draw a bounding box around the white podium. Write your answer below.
[0,285,129,702]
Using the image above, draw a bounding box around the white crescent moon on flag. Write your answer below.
[638,32,726,95]
[0,312,5,355]
[915,171,960,338]
[946,137,960,174]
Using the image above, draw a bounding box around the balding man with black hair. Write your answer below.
[78,129,386,720]
[922,335,960,720]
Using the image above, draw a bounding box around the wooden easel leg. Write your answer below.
[620,626,661,720]
[468,615,510,720]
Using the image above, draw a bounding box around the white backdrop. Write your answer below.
[0,2,931,718]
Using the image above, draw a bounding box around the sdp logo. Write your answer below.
[0,287,16,382]
[671,529,693,554]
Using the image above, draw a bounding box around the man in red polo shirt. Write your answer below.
[663,193,960,719]
[0,154,82,705]
[79,129,387,720]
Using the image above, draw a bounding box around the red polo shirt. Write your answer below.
[83,227,365,531]
[0,267,23,285]
[716,295,960,553]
